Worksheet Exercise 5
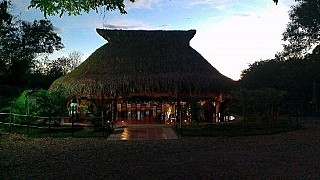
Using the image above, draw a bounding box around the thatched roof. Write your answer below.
[49,29,234,99]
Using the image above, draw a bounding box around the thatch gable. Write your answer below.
[49,29,234,99]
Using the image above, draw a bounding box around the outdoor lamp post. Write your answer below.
[69,101,77,137]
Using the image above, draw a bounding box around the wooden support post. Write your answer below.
[71,111,75,137]
[48,117,52,137]
[27,105,30,136]
[9,101,12,131]
[112,99,117,128]
[101,111,104,137]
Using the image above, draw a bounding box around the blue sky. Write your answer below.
[13,0,295,80]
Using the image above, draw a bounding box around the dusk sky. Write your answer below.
[13,0,295,80]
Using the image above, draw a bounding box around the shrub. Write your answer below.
[1,89,68,125]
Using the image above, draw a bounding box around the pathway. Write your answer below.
[108,125,179,140]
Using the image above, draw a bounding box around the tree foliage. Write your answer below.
[233,88,285,121]
[29,0,135,17]
[282,0,320,57]
[29,51,83,89]
[0,0,64,86]
[1,89,68,124]
[0,0,12,25]
[240,46,320,116]
[241,59,284,90]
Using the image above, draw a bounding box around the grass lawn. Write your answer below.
[176,118,303,137]
[0,123,113,138]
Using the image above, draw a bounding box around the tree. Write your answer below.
[240,55,318,116]
[28,51,83,89]
[65,51,83,73]
[0,0,64,86]
[282,0,320,57]
[232,88,285,122]
[28,56,64,89]
[48,51,83,76]
[29,0,135,17]
[0,0,12,25]
[28,0,279,17]
[240,59,284,90]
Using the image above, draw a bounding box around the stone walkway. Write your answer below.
[108,125,179,140]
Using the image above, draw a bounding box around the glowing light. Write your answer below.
[120,128,129,140]
[165,106,172,119]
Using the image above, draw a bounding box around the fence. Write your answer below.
[0,112,113,138]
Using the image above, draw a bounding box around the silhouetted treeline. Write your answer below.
[240,45,320,116]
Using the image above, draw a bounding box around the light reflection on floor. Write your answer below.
[120,128,167,140]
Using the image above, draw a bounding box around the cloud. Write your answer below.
[190,4,291,80]
[103,23,139,30]
[12,0,29,12]
[102,19,146,30]
[125,0,163,9]
[157,24,170,29]
[281,0,297,7]
[101,18,167,30]
[233,13,250,17]
[53,26,64,34]
[187,0,232,10]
